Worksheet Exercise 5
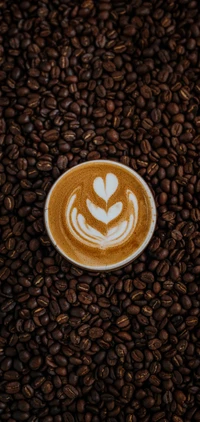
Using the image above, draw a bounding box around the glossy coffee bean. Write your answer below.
[0,2,199,421]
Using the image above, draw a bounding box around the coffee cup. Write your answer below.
[44,160,156,271]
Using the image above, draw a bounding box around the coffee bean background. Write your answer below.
[0,1,200,421]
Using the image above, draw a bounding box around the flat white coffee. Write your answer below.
[45,161,156,270]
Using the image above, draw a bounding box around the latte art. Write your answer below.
[45,161,156,270]
[66,173,138,249]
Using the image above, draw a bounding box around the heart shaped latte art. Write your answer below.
[66,173,138,249]
[93,173,118,202]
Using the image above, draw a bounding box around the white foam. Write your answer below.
[65,173,139,249]
[93,173,118,202]
[86,198,122,224]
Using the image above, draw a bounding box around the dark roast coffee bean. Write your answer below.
[89,328,103,339]
[5,381,20,394]
[0,2,199,421]
[63,385,79,399]
[135,370,150,382]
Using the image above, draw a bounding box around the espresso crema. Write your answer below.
[45,161,156,270]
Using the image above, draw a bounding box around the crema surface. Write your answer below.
[46,162,154,269]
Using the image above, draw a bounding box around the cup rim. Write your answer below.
[44,160,157,271]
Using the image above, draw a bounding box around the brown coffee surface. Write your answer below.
[46,162,153,268]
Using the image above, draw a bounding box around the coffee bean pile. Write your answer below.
[0,0,200,421]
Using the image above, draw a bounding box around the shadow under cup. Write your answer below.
[44,161,157,272]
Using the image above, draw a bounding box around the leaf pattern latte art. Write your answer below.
[66,173,138,249]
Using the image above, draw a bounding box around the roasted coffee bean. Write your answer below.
[135,370,150,383]
[63,385,79,399]
[5,382,20,394]
[116,315,130,328]
[131,350,144,362]
[148,339,162,350]
[43,129,59,143]
[89,328,104,339]
[0,2,200,421]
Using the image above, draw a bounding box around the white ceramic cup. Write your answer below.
[44,160,157,271]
